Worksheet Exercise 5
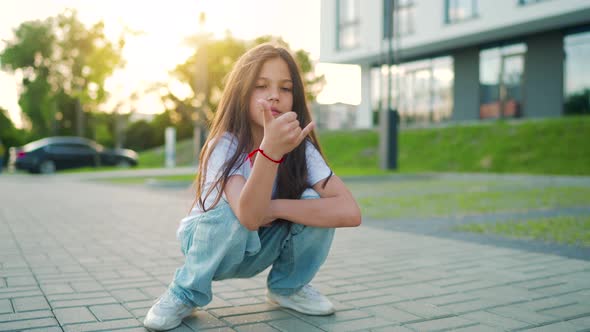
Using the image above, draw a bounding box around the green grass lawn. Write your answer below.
[454,216,590,247]
[396,117,590,175]
[354,182,590,219]
[137,116,590,176]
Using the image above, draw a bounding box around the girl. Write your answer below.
[144,43,361,330]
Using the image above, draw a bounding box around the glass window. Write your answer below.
[446,0,478,24]
[371,67,383,125]
[479,43,526,119]
[381,56,454,124]
[432,57,454,122]
[564,30,590,115]
[384,0,415,39]
[338,0,360,50]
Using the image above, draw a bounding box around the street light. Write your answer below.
[380,0,399,170]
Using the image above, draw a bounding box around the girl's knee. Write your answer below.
[191,201,251,247]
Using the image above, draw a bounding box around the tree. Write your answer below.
[125,120,157,151]
[0,9,126,139]
[162,33,325,130]
[0,107,27,159]
[565,89,590,115]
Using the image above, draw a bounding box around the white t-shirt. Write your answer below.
[176,132,332,239]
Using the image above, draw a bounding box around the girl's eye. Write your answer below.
[281,87,292,92]
[256,85,267,89]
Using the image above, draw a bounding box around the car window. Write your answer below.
[47,143,96,154]
[45,144,68,154]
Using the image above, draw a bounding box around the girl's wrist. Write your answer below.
[259,142,283,161]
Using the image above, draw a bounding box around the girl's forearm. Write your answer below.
[271,197,361,228]
[237,156,278,230]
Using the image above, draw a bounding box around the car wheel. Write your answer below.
[117,160,132,168]
[39,160,56,174]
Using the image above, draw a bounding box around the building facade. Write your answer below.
[320,0,590,128]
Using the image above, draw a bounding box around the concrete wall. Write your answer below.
[524,31,565,118]
[452,47,480,121]
[321,0,590,64]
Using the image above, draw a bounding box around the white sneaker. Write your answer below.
[266,284,335,316]
[143,290,194,331]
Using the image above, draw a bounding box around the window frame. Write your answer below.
[518,0,550,6]
[445,0,479,24]
[336,0,361,50]
[383,0,416,39]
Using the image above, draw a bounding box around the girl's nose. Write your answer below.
[267,88,279,101]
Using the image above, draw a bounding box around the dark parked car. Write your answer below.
[9,136,138,174]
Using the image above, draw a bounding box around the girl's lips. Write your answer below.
[271,107,281,116]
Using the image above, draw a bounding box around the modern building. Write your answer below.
[320,0,590,128]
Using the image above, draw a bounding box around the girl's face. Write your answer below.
[249,57,294,130]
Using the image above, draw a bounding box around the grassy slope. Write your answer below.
[138,116,590,175]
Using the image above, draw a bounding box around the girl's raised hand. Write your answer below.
[258,99,314,159]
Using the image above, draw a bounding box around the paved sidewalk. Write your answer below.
[1,175,589,331]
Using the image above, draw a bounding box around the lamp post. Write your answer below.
[380,0,399,170]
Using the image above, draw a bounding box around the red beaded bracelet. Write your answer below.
[247,148,284,166]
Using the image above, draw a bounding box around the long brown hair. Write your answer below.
[193,43,331,213]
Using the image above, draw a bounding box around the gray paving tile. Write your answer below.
[522,321,583,332]
[292,309,372,326]
[538,303,590,320]
[362,306,421,323]
[13,296,51,312]
[222,311,292,325]
[391,301,452,319]
[39,283,75,295]
[0,300,11,314]
[233,323,279,332]
[321,317,396,332]
[0,318,59,332]
[404,316,479,332]
[62,318,142,332]
[183,311,227,330]
[89,303,134,320]
[53,307,96,325]
[460,311,532,330]
[268,318,324,332]
[21,327,64,332]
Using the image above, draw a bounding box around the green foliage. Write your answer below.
[124,33,326,154]
[0,107,27,156]
[162,33,325,131]
[125,120,158,151]
[0,9,125,138]
[564,89,590,115]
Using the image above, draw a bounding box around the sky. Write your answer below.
[0,0,361,128]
